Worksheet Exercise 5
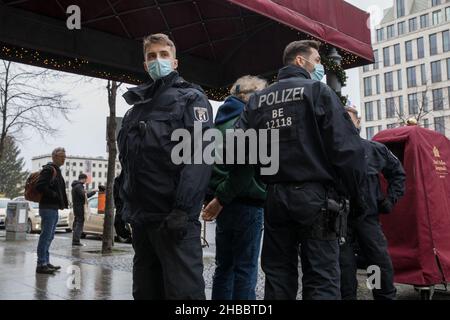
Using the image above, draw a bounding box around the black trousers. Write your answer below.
[131,219,205,300]
[339,213,396,300]
[262,183,341,300]
[72,206,85,244]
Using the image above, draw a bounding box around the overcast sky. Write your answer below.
[16,0,393,171]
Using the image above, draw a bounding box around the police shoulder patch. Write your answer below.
[193,106,209,122]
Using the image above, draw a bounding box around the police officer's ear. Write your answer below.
[143,61,148,73]
[294,55,307,69]
[172,58,178,70]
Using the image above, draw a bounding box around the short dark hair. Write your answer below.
[78,173,87,180]
[143,33,176,57]
[283,40,320,66]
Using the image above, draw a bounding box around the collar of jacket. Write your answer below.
[123,71,180,105]
[277,64,311,81]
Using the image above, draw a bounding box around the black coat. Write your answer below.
[118,71,213,223]
[35,162,68,210]
[361,138,406,215]
[236,65,367,203]
[71,180,96,216]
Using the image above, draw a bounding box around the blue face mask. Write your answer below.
[302,57,325,81]
[311,63,325,81]
[146,58,174,81]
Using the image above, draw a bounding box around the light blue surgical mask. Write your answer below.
[311,63,325,81]
[146,58,174,81]
[302,57,325,81]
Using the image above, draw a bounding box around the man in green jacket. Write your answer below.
[203,75,267,300]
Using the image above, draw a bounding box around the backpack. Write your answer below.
[24,166,57,202]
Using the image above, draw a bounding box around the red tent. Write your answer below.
[373,126,450,286]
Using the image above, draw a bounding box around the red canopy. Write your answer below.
[229,0,373,63]
[0,0,373,88]
[374,126,450,286]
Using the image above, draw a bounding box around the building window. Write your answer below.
[377,125,383,133]
[417,37,424,58]
[446,6,450,21]
[430,33,438,55]
[433,88,444,110]
[366,127,375,140]
[66,171,69,177]
[431,60,442,83]
[385,72,394,92]
[66,181,69,189]
[72,162,76,167]
[407,67,417,87]
[387,25,395,39]
[386,98,396,118]
[363,65,370,72]
[375,75,381,94]
[99,172,102,178]
[443,30,450,52]
[394,44,401,64]
[377,29,384,42]
[423,118,430,129]
[420,14,429,28]
[409,17,417,32]
[93,163,96,168]
[364,77,372,96]
[447,58,450,79]
[99,164,102,168]
[435,116,445,135]
[398,21,406,35]
[421,92,429,112]
[73,171,76,177]
[397,70,403,90]
[365,102,374,121]
[373,50,379,69]
[432,0,441,7]
[432,10,442,25]
[377,100,382,120]
[421,64,427,85]
[405,41,413,61]
[387,123,398,129]
[408,93,419,114]
[399,96,404,116]
[92,182,96,189]
[383,47,390,67]
[397,0,405,17]
[93,172,96,178]
[105,164,108,169]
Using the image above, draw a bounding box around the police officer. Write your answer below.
[116,33,213,300]
[236,40,367,300]
[340,107,406,300]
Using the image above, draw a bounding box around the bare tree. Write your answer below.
[102,80,122,254]
[0,60,74,160]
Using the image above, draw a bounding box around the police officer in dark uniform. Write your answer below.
[340,107,406,300]
[116,33,213,300]
[235,40,367,300]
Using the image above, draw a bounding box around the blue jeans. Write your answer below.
[37,209,59,266]
[212,201,263,300]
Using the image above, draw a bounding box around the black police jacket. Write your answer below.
[236,65,367,201]
[361,138,406,215]
[117,71,213,223]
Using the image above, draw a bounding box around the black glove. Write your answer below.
[160,209,188,241]
[378,197,394,214]
[114,213,131,239]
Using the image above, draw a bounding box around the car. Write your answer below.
[69,195,131,243]
[0,198,11,228]
[12,197,72,233]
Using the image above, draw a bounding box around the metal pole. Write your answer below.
[326,47,343,93]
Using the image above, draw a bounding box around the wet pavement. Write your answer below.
[1,225,450,300]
